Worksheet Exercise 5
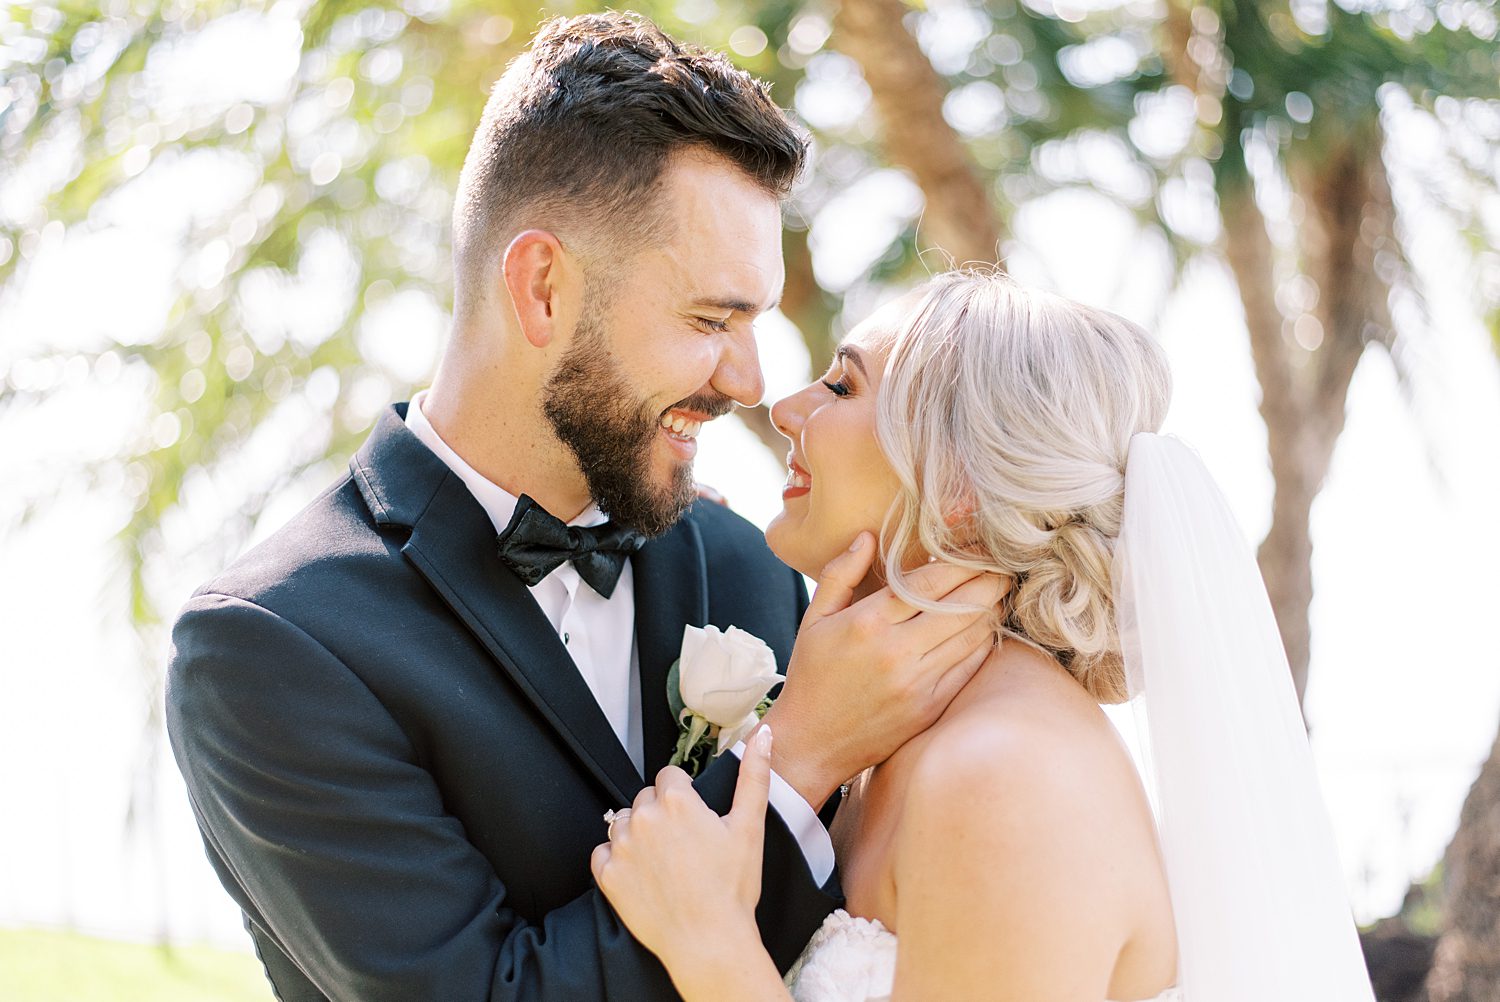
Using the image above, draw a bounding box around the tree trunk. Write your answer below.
[1427,719,1500,1001]
[1217,127,1387,704]
[831,0,1004,268]
[781,225,840,373]
[1218,174,1318,702]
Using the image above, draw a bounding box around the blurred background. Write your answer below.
[2,0,1498,999]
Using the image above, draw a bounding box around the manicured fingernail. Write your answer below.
[755,724,773,755]
[849,534,866,553]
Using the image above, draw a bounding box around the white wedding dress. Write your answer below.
[784,908,1183,1002]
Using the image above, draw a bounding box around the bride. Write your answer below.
[589,270,1376,1001]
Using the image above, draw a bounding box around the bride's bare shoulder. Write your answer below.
[892,642,1154,868]
[881,646,1166,995]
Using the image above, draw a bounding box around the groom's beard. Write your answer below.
[542,307,728,538]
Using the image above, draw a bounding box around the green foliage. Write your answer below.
[1,0,824,628]
[1400,860,1446,939]
[0,927,273,1002]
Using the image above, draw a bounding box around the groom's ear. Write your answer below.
[502,229,569,349]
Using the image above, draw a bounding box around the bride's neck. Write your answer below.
[950,638,1068,713]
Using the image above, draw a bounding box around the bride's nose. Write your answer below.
[769,386,813,444]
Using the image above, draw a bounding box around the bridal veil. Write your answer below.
[1113,433,1376,1000]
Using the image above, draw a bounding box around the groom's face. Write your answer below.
[543,151,783,536]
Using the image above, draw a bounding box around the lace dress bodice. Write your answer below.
[785,909,1183,1002]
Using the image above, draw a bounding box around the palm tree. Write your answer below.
[1198,0,1497,705]
[829,0,1497,702]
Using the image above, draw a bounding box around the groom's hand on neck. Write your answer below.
[760,532,1003,810]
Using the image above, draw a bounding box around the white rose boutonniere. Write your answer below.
[667,624,782,776]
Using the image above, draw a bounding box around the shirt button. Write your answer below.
[564,632,571,645]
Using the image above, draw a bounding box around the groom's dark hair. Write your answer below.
[451,11,807,318]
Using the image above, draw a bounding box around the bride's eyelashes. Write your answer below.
[820,364,854,397]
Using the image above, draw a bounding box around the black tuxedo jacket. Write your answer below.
[166,404,840,1001]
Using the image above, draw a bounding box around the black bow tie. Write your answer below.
[495,494,646,599]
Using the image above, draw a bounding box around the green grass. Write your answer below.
[0,927,274,1002]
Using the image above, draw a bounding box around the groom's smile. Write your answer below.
[658,407,708,460]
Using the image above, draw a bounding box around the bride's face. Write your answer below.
[765,298,911,579]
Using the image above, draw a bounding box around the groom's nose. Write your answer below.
[710,326,765,408]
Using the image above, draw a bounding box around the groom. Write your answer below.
[167,13,991,1001]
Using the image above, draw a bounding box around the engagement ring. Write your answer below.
[603,807,631,840]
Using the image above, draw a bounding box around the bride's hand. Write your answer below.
[591,725,774,970]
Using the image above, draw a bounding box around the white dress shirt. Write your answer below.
[404,392,834,885]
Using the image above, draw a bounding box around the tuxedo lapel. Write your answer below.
[353,406,644,805]
[631,511,709,778]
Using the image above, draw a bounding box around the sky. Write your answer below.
[3,2,1500,950]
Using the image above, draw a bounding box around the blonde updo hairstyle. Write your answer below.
[875,270,1171,703]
